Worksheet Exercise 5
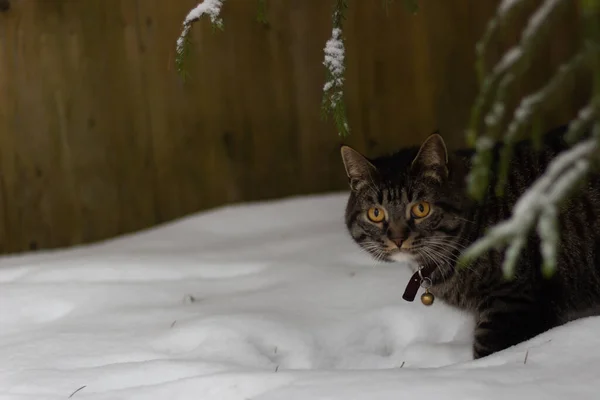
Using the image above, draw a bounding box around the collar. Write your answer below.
[402,264,436,302]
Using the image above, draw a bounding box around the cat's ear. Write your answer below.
[411,133,448,181]
[340,145,378,191]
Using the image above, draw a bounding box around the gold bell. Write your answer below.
[421,289,434,306]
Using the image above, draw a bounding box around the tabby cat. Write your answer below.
[340,125,600,359]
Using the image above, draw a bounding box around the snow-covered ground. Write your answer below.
[1,192,599,399]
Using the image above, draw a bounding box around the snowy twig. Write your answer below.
[467,0,568,201]
[494,50,591,195]
[68,386,87,398]
[460,136,599,278]
[321,0,350,137]
[565,104,596,143]
[176,0,225,78]
[475,0,529,84]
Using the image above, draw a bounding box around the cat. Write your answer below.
[340,125,600,359]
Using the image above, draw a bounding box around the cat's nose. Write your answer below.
[391,238,404,248]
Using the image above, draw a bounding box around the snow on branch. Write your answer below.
[492,50,592,196]
[475,0,529,84]
[176,0,225,78]
[565,104,596,143]
[467,0,568,201]
[461,0,600,279]
[460,134,599,278]
[321,0,350,137]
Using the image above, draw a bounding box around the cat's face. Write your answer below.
[341,134,468,276]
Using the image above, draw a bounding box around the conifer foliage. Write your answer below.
[175,0,600,278]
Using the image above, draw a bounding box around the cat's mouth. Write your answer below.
[385,237,443,273]
[389,249,421,272]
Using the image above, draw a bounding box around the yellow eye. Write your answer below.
[367,207,385,223]
[411,201,431,219]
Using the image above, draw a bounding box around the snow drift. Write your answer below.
[1,192,599,399]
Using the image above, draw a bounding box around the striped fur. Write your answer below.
[341,126,600,359]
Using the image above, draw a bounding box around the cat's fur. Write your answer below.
[340,125,600,359]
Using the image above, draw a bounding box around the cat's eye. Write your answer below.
[367,206,385,223]
[410,201,431,219]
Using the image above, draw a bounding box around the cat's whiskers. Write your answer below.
[418,247,449,282]
[425,235,469,248]
[359,241,389,264]
[453,215,476,224]
[421,246,460,282]
[425,242,484,278]
[414,236,472,281]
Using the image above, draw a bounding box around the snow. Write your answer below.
[1,192,600,399]
[492,47,522,75]
[184,0,224,26]
[176,0,224,59]
[498,0,521,15]
[323,27,345,106]
[324,28,345,78]
[522,0,562,40]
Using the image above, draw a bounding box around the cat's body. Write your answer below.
[341,125,600,359]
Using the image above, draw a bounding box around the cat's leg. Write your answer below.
[473,297,553,359]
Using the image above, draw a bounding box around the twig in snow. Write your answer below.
[68,385,86,398]
[183,294,197,304]
[171,320,177,328]
[400,361,405,368]
[523,350,529,364]
[275,365,279,372]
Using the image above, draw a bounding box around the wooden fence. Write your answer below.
[0,0,587,254]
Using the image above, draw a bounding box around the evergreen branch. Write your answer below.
[460,135,598,278]
[474,0,530,86]
[565,104,596,143]
[466,0,568,201]
[176,0,225,79]
[461,0,600,279]
[494,50,591,196]
[580,0,600,118]
[321,0,350,137]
